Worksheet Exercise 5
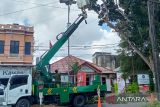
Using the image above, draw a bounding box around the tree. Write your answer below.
[118,41,150,80]
[71,62,80,74]
[96,0,160,77]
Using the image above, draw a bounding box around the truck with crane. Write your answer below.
[2,5,107,107]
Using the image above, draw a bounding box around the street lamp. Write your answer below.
[59,0,76,5]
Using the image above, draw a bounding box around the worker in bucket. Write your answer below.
[54,69,61,88]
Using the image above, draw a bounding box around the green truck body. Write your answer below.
[33,75,107,104]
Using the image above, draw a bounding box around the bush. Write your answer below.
[143,102,160,107]
[113,83,118,94]
[126,82,139,93]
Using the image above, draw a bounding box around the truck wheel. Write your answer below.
[73,95,85,107]
[16,98,30,107]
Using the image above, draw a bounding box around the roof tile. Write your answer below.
[50,55,115,74]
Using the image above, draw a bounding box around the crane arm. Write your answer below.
[36,13,87,80]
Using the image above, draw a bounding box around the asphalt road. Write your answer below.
[85,103,147,107]
[0,96,147,107]
[0,103,147,107]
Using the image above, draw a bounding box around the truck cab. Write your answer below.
[3,74,32,107]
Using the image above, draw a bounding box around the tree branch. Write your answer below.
[99,0,154,72]
[106,21,153,72]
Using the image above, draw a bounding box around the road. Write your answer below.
[0,103,147,107]
[85,103,147,107]
[0,96,147,107]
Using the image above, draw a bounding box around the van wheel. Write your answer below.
[16,98,30,107]
[73,95,85,107]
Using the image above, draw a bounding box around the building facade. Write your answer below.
[0,24,34,64]
[92,52,119,69]
[0,24,34,85]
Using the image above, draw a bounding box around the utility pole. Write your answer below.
[67,4,71,56]
[59,0,76,56]
[147,0,160,100]
[59,0,76,79]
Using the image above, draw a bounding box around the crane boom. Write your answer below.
[36,13,87,80]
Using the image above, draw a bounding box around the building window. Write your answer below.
[102,77,106,85]
[86,77,90,85]
[25,42,31,55]
[0,40,4,54]
[10,41,19,54]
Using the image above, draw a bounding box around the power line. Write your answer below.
[0,2,56,17]
[0,44,120,53]
[0,2,78,17]
[11,0,95,12]
[0,0,96,17]
[11,0,60,6]
[34,46,119,51]
[0,1,80,17]
[0,43,119,47]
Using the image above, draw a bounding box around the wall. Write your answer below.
[93,52,119,69]
[0,24,34,64]
[0,65,32,85]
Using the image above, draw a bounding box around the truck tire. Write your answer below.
[16,98,30,107]
[73,95,85,107]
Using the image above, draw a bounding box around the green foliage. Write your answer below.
[118,49,149,82]
[143,102,160,107]
[109,0,160,73]
[119,51,149,74]
[126,82,139,93]
[71,62,80,74]
[114,83,118,94]
[121,72,129,81]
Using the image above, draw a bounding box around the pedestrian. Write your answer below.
[54,69,61,88]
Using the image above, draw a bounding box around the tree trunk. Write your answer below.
[106,21,154,73]
[124,79,127,93]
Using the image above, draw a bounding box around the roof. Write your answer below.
[0,64,33,67]
[114,67,121,72]
[50,55,115,74]
[92,52,111,56]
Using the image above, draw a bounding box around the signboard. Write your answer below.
[106,79,111,91]
[139,85,150,93]
[77,72,86,86]
[0,66,31,78]
[137,74,150,85]
[61,75,69,82]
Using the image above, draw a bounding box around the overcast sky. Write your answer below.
[0,0,121,64]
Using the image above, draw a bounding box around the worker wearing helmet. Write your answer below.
[54,69,61,88]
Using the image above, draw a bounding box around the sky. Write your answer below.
[0,0,121,64]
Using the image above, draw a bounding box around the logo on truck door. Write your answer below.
[47,88,52,95]
[72,87,77,93]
